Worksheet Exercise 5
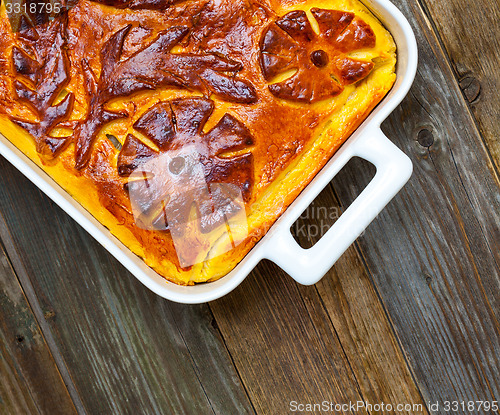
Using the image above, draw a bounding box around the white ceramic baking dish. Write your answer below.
[0,0,417,304]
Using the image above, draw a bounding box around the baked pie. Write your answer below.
[0,0,396,284]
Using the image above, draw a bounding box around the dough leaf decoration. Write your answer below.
[260,8,376,103]
[10,14,75,157]
[117,97,254,233]
[75,24,258,169]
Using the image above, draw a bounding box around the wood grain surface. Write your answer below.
[0,0,499,413]
[0,238,77,415]
[418,0,500,174]
[328,0,500,410]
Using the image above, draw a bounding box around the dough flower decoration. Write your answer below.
[117,97,254,234]
[260,8,377,103]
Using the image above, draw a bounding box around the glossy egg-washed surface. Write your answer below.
[0,0,396,284]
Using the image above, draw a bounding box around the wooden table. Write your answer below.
[1,0,498,414]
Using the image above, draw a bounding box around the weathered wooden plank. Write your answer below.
[0,240,77,415]
[418,0,500,173]
[0,156,255,415]
[295,181,429,413]
[326,0,500,409]
[211,260,371,415]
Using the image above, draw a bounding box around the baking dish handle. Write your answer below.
[263,127,412,285]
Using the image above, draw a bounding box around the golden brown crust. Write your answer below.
[0,0,396,284]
